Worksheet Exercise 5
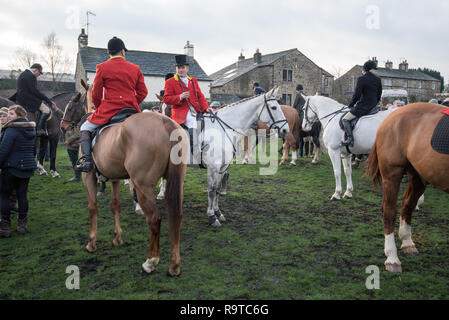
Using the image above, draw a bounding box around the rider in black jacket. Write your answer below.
[9,63,57,136]
[342,60,382,147]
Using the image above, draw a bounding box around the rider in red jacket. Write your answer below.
[163,54,211,126]
[76,37,148,172]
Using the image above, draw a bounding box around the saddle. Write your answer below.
[431,113,449,155]
[339,106,381,131]
[80,108,138,147]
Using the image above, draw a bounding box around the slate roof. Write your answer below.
[210,49,333,88]
[354,65,440,82]
[79,47,211,81]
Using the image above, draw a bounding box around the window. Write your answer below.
[418,81,422,89]
[324,77,329,87]
[281,94,292,105]
[282,69,293,82]
[403,80,408,88]
[432,82,437,90]
[384,79,392,86]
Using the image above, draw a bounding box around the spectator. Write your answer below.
[0,110,8,130]
[393,100,402,108]
[428,99,439,104]
[0,105,37,237]
[253,82,267,95]
[381,103,392,111]
[65,123,81,182]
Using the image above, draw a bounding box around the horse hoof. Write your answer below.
[343,194,353,199]
[97,192,104,197]
[385,263,402,273]
[312,161,318,165]
[156,194,165,200]
[402,246,419,254]
[168,267,181,277]
[142,258,160,274]
[112,238,123,246]
[330,196,341,201]
[85,244,96,253]
[219,191,227,196]
[209,216,222,227]
[289,161,296,166]
[215,210,226,222]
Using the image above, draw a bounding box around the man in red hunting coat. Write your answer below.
[76,36,148,172]
[163,54,211,129]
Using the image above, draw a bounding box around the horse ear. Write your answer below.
[73,92,81,102]
[80,79,89,91]
[266,87,275,98]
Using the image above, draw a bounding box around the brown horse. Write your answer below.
[367,103,449,273]
[279,105,302,165]
[61,82,189,276]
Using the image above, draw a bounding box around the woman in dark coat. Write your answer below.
[0,105,37,237]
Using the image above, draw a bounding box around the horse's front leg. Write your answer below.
[83,170,98,252]
[328,148,343,200]
[111,180,123,246]
[207,167,221,227]
[342,155,353,199]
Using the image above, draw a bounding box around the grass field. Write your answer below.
[0,144,447,300]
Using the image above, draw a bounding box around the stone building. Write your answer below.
[75,29,212,102]
[209,49,334,105]
[332,58,441,104]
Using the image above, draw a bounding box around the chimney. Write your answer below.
[184,40,194,57]
[372,56,378,68]
[78,28,88,49]
[399,60,409,72]
[253,48,262,63]
[385,60,393,70]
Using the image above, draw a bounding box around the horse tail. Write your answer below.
[165,127,188,243]
[366,142,382,188]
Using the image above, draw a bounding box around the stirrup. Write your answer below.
[76,157,92,172]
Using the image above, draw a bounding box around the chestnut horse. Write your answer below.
[61,82,189,276]
[367,103,449,273]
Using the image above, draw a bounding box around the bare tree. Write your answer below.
[41,32,72,87]
[9,47,37,71]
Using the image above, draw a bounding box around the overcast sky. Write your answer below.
[0,0,448,83]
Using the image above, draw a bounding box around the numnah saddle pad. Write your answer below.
[431,114,449,155]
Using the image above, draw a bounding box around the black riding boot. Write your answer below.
[342,119,354,147]
[36,111,50,136]
[76,131,93,172]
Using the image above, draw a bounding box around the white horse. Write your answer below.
[301,95,395,200]
[157,87,289,226]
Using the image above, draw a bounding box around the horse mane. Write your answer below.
[310,95,346,109]
[216,94,263,112]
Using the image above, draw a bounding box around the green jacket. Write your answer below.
[65,124,80,150]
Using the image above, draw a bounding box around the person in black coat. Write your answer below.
[253,82,267,95]
[9,63,58,136]
[342,60,382,147]
[0,105,37,237]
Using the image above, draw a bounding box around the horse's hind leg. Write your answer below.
[280,142,289,165]
[342,155,353,199]
[399,170,426,254]
[382,167,404,273]
[136,186,161,274]
[83,170,98,252]
[207,167,222,227]
[110,180,123,246]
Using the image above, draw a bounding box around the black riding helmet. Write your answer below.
[363,60,377,72]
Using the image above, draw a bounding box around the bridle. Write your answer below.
[303,97,349,128]
[61,93,87,128]
[207,94,288,136]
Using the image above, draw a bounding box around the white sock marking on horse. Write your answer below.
[142,257,160,273]
[135,202,143,215]
[384,233,401,266]
[399,218,415,249]
[157,179,166,200]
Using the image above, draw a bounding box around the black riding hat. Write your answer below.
[175,55,189,66]
[108,37,128,54]
[296,84,304,91]
[363,60,377,72]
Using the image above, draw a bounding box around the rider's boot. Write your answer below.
[342,119,354,147]
[75,131,93,172]
[36,111,50,137]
